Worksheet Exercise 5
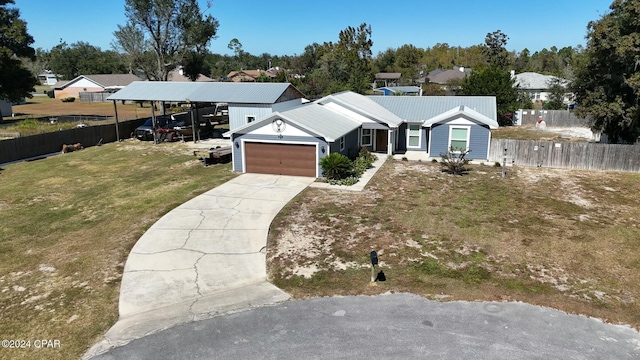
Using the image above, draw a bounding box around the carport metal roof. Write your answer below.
[107,81,299,104]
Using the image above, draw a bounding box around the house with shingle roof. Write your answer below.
[513,71,571,105]
[53,74,142,99]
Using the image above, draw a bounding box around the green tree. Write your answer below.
[543,77,566,110]
[113,0,219,81]
[48,41,126,79]
[0,0,38,108]
[572,0,640,143]
[336,23,374,93]
[482,30,510,69]
[395,44,422,84]
[458,66,520,126]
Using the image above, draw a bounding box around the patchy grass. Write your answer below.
[492,125,591,142]
[268,160,640,329]
[7,96,152,121]
[0,140,236,359]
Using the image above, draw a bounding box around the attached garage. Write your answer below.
[244,142,317,177]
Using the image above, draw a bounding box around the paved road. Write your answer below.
[92,293,640,359]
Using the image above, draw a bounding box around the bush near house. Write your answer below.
[320,147,377,185]
[440,147,471,175]
[61,97,76,103]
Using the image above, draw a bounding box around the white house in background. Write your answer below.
[513,71,572,104]
[53,74,142,99]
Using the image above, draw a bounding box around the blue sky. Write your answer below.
[13,0,613,57]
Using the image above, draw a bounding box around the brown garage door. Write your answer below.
[245,142,316,177]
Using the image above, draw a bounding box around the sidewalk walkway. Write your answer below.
[84,174,315,358]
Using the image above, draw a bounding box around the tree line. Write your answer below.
[1,0,639,141]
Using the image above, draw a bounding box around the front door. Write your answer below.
[375,130,388,152]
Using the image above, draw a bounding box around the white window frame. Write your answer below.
[406,123,422,149]
[340,136,345,151]
[246,115,256,124]
[448,125,471,153]
[360,128,372,146]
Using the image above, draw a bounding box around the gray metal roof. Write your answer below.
[229,103,361,142]
[317,91,404,127]
[368,96,497,122]
[107,81,300,104]
[374,86,421,94]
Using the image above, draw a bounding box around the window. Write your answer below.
[407,124,421,148]
[340,136,345,151]
[246,115,256,124]
[360,129,372,146]
[449,126,470,152]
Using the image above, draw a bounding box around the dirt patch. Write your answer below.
[268,160,640,328]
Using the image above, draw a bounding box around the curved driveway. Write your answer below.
[85,174,315,358]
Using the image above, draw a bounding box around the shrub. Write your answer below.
[46,90,54,98]
[439,147,471,175]
[494,161,502,167]
[61,97,76,103]
[319,153,353,180]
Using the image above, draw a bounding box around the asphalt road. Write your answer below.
[92,293,640,359]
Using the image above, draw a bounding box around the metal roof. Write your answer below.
[229,103,361,142]
[316,91,404,127]
[422,105,499,129]
[374,86,421,94]
[107,81,299,104]
[368,96,497,122]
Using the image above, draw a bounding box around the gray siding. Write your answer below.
[231,133,328,177]
[272,98,302,112]
[402,124,428,152]
[329,128,359,159]
[229,104,274,130]
[430,123,491,160]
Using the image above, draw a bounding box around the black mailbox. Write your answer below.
[370,251,378,266]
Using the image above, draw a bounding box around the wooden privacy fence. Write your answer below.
[0,118,145,164]
[489,139,640,172]
[518,109,590,127]
[79,91,115,102]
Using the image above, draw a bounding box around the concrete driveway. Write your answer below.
[85,174,315,358]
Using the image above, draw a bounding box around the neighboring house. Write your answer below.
[427,66,470,85]
[513,72,571,104]
[168,67,215,82]
[373,72,402,88]
[0,99,12,117]
[53,74,142,99]
[226,69,277,82]
[107,81,306,131]
[373,86,422,96]
[38,72,59,85]
[228,92,498,177]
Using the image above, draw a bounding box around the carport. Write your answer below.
[107,82,222,144]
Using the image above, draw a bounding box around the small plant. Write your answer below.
[61,97,76,103]
[402,157,408,161]
[319,153,353,180]
[431,158,438,163]
[494,161,502,167]
[46,90,55,98]
[439,147,471,175]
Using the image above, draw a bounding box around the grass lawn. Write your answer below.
[0,140,236,359]
[7,96,153,121]
[268,160,640,330]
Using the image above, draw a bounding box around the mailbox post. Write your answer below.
[370,251,378,282]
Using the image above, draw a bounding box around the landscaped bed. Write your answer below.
[268,159,640,330]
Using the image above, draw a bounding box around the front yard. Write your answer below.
[268,160,640,329]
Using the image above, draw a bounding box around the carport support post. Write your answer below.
[112,100,120,141]
[151,102,158,144]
